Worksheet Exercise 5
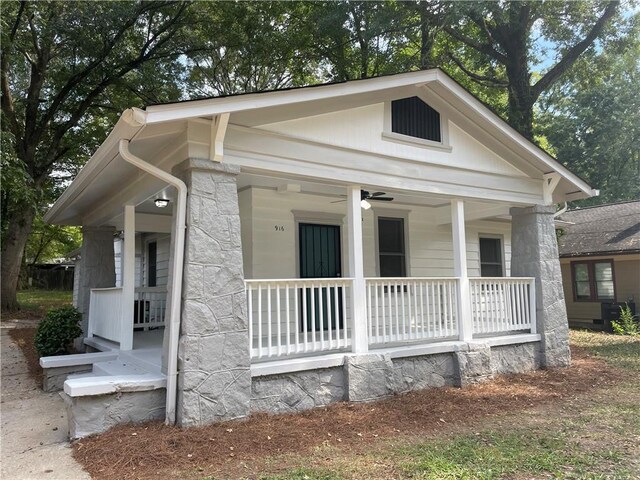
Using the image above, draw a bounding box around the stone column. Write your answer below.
[77,226,116,338]
[510,205,570,368]
[172,159,250,427]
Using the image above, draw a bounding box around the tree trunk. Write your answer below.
[1,203,36,311]
[506,55,535,139]
[419,2,435,69]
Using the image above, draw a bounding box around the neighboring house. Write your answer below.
[557,200,640,330]
[42,69,597,439]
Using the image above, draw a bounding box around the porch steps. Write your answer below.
[91,359,148,377]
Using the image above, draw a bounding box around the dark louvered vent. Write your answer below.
[391,96,441,142]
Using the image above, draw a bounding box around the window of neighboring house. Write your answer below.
[147,241,157,287]
[378,217,407,277]
[479,237,504,277]
[572,260,615,301]
[391,96,442,143]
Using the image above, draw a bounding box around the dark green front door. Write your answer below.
[299,223,343,332]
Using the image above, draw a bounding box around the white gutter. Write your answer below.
[118,139,187,425]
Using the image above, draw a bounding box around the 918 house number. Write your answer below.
[274,225,285,232]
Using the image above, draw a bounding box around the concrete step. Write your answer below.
[92,360,148,376]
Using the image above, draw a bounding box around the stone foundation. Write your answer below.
[62,389,166,439]
[251,340,540,415]
[42,365,92,392]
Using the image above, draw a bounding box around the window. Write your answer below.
[391,96,441,142]
[572,260,615,301]
[147,241,157,287]
[378,217,406,277]
[479,237,503,277]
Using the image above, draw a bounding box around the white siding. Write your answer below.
[258,103,526,178]
[242,187,511,280]
[140,233,171,288]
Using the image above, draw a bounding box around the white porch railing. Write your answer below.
[88,287,123,342]
[134,286,167,330]
[366,278,459,347]
[246,278,353,360]
[470,278,536,335]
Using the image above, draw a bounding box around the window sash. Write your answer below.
[479,237,504,277]
[571,260,616,301]
[377,217,406,277]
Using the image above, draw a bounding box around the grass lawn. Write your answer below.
[12,289,73,319]
[74,330,640,480]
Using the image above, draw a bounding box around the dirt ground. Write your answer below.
[1,319,90,480]
[72,344,627,480]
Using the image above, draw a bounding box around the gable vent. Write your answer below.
[391,96,441,143]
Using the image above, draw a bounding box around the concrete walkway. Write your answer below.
[1,320,90,480]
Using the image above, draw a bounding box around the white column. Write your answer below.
[346,185,368,353]
[451,199,473,342]
[120,204,136,350]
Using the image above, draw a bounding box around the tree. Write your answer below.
[538,27,640,206]
[187,1,317,97]
[1,1,194,311]
[444,0,620,137]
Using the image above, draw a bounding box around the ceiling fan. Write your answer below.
[331,190,394,209]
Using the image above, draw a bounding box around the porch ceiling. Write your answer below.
[238,172,513,222]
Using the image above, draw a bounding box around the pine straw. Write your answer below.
[7,327,43,385]
[73,347,624,480]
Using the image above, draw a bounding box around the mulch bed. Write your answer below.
[73,346,625,480]
[7,327,43,385]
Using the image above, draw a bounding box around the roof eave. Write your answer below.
[44,108,147,225]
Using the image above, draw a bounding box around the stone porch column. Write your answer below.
[172,159,250,427]
[77,226,116,339]
[510,205,570,368]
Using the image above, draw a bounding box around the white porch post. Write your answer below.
[346,185,368,353]
[451,199,473,342]
[120,204,135,350]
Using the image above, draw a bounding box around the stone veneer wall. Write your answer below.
[511,205,571,368]
[76,226,116,338]
[250,342,540,414]
[173,159,250,427]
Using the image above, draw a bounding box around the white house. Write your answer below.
[43,69,596,438]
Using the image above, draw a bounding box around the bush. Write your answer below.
[34,306,83,357]
[611,304,639,336]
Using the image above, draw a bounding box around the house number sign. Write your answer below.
[274,225,285,231]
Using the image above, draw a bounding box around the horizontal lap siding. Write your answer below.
[244,188,511,280]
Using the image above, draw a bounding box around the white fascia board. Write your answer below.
[143,70,439,124]
[44,108,147,225]
[434,72,595,198]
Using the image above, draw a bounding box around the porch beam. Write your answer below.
[346,185,368,353]
[120,204,135,351]
[435,202,511,226]
[451,199,473,342]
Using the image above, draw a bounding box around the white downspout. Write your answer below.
[118,139,187,425]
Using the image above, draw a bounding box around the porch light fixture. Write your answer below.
[360,199,372,210]
[154,198,170,208]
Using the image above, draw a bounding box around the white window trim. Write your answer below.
[478,234,505,277]
[373,207,411,277]
[382,95,452,153]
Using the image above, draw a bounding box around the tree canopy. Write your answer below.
[1,0,638,310]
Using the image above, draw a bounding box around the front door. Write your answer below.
[299,223,344,332]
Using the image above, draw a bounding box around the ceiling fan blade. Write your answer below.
[370,197,394,201]
[330,199,347,203]
[369,192,387,197]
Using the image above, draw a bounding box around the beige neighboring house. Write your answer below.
[557,200,640,330]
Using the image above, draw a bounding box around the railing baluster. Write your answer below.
[257,285,263,359]
[267,284,272,358]
[285,286,291,355]
[276,285,281,357]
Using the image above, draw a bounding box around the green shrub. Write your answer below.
[611,304,639,336]
[34,306,83,357]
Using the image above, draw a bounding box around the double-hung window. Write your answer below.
[479,237,504,277]
[572,260,615,301]
[378,217,406,277]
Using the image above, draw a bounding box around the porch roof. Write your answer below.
[45,68,596,226]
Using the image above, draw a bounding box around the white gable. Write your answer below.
[257,103,527,178]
